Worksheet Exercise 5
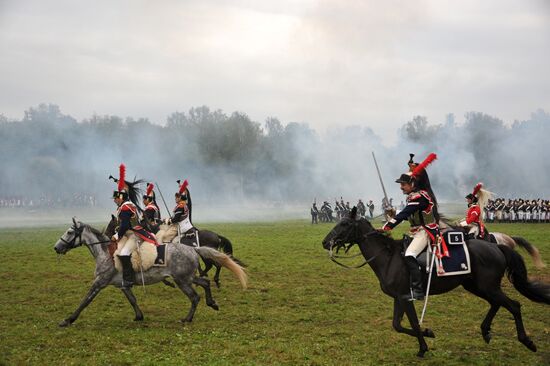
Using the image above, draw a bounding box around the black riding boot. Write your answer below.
[404,256,425,301]
[118,255,135,289]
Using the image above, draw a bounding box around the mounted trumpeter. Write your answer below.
[381,153,441,301]
[459,182,492,240]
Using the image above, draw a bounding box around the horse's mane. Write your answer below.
[359,218,403,250]
[82,223,109,240]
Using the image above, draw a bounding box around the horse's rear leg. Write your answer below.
[59,282,105,327]
[392,298,435,338]
[402,300,429,357]
[489,290,537,352]
[120,288,144,321]
[174,277,200,323]
[463,283,500,343]
[193,276,219,310]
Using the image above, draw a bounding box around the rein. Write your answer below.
[328,230,385,269]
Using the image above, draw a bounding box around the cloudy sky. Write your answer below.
[1,0,549,143]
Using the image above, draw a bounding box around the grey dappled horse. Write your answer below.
[54,219,247,326]
[322,208,550,357]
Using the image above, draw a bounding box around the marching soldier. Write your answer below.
[367,200,375,218]
[381,153,440,301]
[311,202,319,224]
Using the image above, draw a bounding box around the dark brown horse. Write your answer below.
[322,208,550,357]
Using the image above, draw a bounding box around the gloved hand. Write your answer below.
[111,233,119,241]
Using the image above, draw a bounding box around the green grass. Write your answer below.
[0,220,549,365]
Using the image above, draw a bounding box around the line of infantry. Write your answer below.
[311,198,376,223]
[485,198,550,223]
[110,164,198,289]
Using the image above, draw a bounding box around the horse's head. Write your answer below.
[322,207,375,251]
[103,214,117,238]
[54,217,85,254]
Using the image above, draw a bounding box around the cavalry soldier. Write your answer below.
[141,183,161,233]
[381,153,439,301]
[459,183,492,240]
[110,164,142,289]
[155,179,196,245]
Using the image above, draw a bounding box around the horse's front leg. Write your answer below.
[120,288,144,321]
[402,299,429,357]
[59,277,108,327]
[392,298,435,338]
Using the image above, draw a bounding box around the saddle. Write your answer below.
[112,241,168,272]
[404,230,471,277]
[179,229,200,247]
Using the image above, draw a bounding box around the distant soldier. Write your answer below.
[357,199,366,217]
[367,200,375,218]
[311,202,319,224]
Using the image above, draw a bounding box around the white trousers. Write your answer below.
[117,232,138,256]
[405,229,429,257]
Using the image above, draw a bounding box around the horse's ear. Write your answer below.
[72,217,77,227]
[111,214,116,221]
[350,206,358,219]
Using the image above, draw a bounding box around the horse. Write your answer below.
[439,219,545,269]
[104,215,245,287]
[54,218,247,327]
[322,208,550,357]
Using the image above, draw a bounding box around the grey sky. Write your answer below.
[1,0,549,143]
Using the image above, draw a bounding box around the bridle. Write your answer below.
[58,223,111,250]
[327,218,386,269]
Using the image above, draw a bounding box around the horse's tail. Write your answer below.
[498,245,550,305]
[511,236,545,269]
[218,235,233,254]
[194,247,248,289]
[218,235,247,268]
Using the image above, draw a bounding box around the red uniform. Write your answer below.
[465,204,485,238]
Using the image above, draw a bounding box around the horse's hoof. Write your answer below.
[208,302,219,311]
[134,315,144,321]
[482,332,492,344]
[423,328,435,338]
[215,281,220,288]
[416,350,427,358]
[524,339,537,352]
[59,319,71,327]
[180,317,193,323]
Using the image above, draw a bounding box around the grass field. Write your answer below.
[0,220,549,365]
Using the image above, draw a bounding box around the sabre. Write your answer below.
[155,181,173,220]
[372,151,391,219]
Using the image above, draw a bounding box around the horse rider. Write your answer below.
[141,182,161,233]
[110,164,142,289]
[380,153,439,301]
[155,179,196,245]
[459,183,492,240]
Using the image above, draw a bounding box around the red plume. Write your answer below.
[179,179,189,195]
[118,164,126,191]
[146,183,154,196]
[472,182,483,197]
[411,153,437,178]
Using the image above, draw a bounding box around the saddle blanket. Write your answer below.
[417,231,471,277]
[112,242,168,271]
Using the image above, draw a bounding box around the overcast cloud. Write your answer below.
[1,0,549,143]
